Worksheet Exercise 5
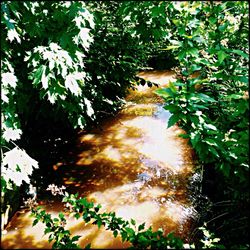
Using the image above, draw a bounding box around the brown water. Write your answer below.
[1,70,197,249]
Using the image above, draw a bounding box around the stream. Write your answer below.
[1,70,198,249]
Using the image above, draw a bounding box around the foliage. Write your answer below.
[119,1,177,70]
[1,1,95,195]
[1,1,249,248]
[83,1,150,118]
[151,1,249,247]
[27,185,226,249]
[1,1,149,195]
[152,1,249,192]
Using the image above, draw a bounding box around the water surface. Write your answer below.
[1,70,197,249]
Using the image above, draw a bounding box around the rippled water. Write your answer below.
[1,70,198,249]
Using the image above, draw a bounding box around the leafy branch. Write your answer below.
[28,185,224,249]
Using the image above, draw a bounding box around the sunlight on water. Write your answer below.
[1,70,197,249]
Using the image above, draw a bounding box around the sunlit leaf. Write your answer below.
[2,127,22,142]
[217,50,228,64]
[204,123,217,131]
[154,88,174,98]
[162,45,180,50]
[204,138,218,147]
[2,147,38,186]
[187,47,199,57]
[7,28,21,43]
[125,227,135,237]
[2,72,18,88]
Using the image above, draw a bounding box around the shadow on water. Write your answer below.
[1,70,198,249]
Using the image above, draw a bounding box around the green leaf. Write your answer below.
[32,65,46,86]
[163,104,179,112]
[94,206,100,213]
[212,72,229,80]
[125,227,135,237]
[220,163,230,177]
[209,17,217,24]
[230,49,249,59]
[59,212,64,220]
[232,75,248,84]
[178,26,185,35]
[131,219,136,225]
[218,22,228,32]
[187,47,199,57]
[204,123,217,131]
[168,114,180,128]
[191,64,202,72]
[85,243,91,249]
[178,133,190,139]
[58,232,64,242]
[74,213,80,219]
[226,94,242,100]
[172,19,179,25]
[154,88,175,98]
[97,219,103,229]
[199,58,211,66]
[72,235,81,242]
[113,230,118,238]
[178,50,186,61]
[138,222,145,231]
[203,138,218,147]
[85,216,91,223]
[121,231,127,242]
[162,45,180,50]
[78,197,88,206]
[138,235,148,245]
[208,146,219,158]
[60,33,71,48]
[32,219,39,227]
[1,177,7,192]
[44,227,51,234]
[48,234,54,243]
[196,93,216,103]
[217,50,228,64]
[191,132,200,148]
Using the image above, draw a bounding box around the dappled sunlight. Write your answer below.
[122,116,190,173]
[87,227,130,249]
[126,70,176,104]
[137,70,176,86]
[101,145,122,162]
[1,209,51,249]
[121,103,157,116]
[1,70,197,249]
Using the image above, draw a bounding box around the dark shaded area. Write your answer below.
[15,98,79,202]
[195,165,250,248]
[147,51,178,70]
